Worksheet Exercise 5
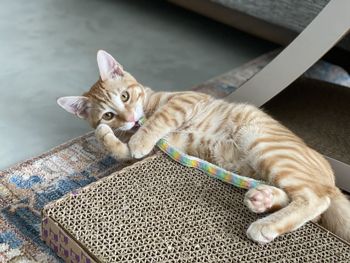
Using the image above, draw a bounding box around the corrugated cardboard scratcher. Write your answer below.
[41,153,350,263]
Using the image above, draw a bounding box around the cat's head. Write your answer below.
[57,50,146,130]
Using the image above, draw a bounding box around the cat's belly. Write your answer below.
[165,132,215,159]
[164,132,256,178]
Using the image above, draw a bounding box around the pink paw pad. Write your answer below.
[244,187,274,213]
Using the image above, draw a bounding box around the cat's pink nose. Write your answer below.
[125,114,135,122]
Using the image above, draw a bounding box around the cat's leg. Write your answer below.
[244,185,289,213]
[214,139,290,213]
[213,139,290,214]
[129,93,209,159]
[95,124,131,159]
[246,181,332,244]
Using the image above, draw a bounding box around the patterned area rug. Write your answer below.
[0,51,349,262]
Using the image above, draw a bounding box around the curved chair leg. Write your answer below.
[226,0,350,106]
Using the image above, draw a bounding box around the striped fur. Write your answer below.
[58,50,350,244]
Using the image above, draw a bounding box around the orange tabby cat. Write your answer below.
[58,50,350,244]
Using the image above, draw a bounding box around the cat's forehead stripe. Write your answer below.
[99,102,109,110]
[105,91,112,100]
[89,92,107,103]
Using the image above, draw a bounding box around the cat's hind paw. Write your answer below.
[244,185,274,214]
[246,220,279,244]
[244,185,289,214]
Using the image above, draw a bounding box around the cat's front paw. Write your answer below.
[128,133,155,159]
[95,124,114,143]
[95,124,131,159]
[246,220,279,244]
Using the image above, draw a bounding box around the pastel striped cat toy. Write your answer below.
[139,117,262,189]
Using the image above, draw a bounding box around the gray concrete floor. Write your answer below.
[0,0,275,169]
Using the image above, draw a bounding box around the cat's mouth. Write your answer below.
[130,120,142,131]
[134,121,141,128]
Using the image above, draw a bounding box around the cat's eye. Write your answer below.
[121,91,130,102]
[102,112,114,121]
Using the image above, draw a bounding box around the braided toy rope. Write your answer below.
[139,117,262,189]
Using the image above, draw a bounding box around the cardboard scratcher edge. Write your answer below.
[41,216,98,263]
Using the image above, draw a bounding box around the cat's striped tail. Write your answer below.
[321,189,350,242]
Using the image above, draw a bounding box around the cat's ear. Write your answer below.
[57,96,90,119]
[97,50,124,81]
